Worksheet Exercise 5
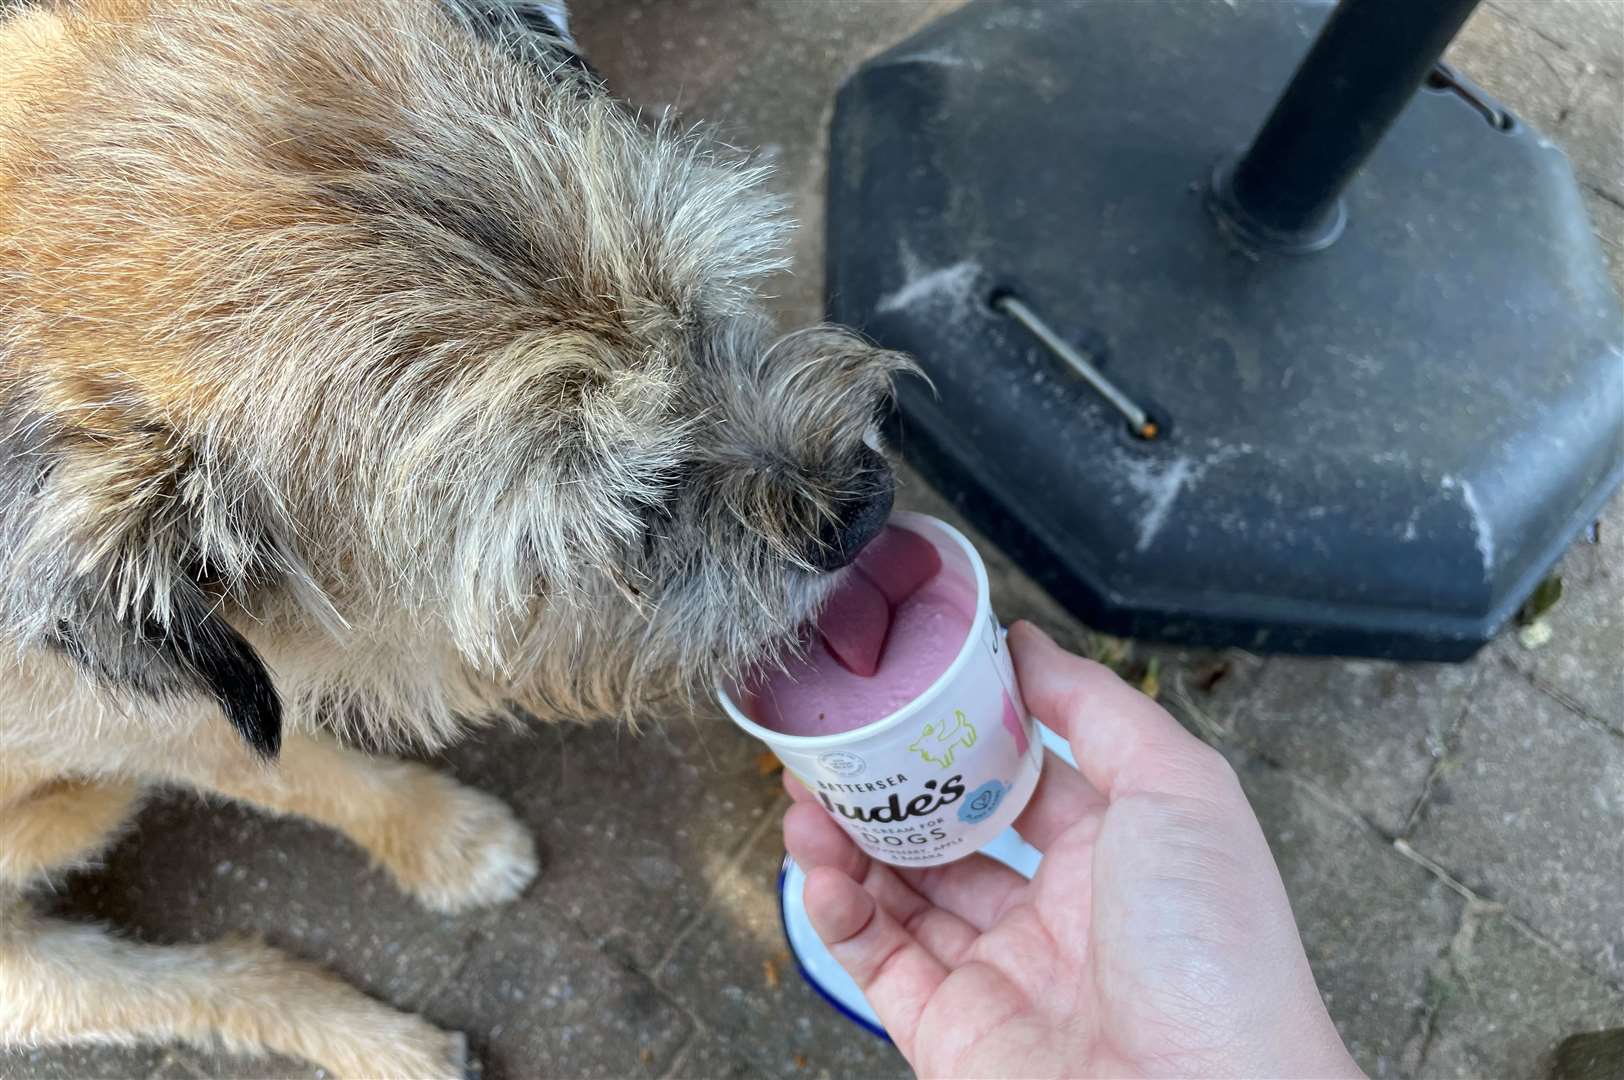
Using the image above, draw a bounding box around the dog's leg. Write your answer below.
[0,779,471,1079]
[0,892,471,1078]
[0,776,143,884]
[178,733,538,913]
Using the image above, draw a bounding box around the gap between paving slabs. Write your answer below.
[1164,656,1620,1076]
[1398,670,1624,992]
[1167,636,1619,986]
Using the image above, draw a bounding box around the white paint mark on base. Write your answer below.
[1442,475,1495,579]
[1123,456,1194,553]
[876,259,981,315]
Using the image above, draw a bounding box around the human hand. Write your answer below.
[782,621,1364,1079]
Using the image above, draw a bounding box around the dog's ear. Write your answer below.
[0,412,284,758]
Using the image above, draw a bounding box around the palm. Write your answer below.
[794,796,1246,1078]
[784,623,1361,1080]
[904,812,1108,1078]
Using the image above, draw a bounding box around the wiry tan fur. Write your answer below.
[0,1,908,1074]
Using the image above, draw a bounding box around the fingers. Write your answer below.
[802,865,947,1057]
[784,799,1030,933]
[782,799,868,881]
[782,769,815,803]
[784,803,985,967]
[1008,621,1231,802]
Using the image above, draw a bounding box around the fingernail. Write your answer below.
[1015,620,1057,649]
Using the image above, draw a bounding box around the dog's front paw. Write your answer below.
[330,1018,475,1079]
[374,772,539,913]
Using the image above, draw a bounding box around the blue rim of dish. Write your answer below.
[776,855,891,1042]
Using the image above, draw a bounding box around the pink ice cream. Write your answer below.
[745,524,977,737]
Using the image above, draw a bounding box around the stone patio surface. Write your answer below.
[4,2,1620,1078]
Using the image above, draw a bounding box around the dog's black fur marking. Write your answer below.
[49,599,284,760]
[2,405,283,759]
[164,605,283,759]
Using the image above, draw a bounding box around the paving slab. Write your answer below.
[48,790,480,1012]
[1417,908,1624,1079]
[144,1058,209,1080]
[1450,4,1589,133]
[1221,658,1480,837]
[33,790,478,1080]
[1408,664,1624,984]
[1232,756,1465,1078]
[653,814,910,1080]
[1490,0,1624,74]
[432,715,784,973]
[1569,71,1624,182]
[1589,181,1624,246]
[661,1027,760,1080]
[1494,491,1624,732]
[0,1045,170,1080]
[167,1048,315,1080]
[420,901,691,1080]
[1561,70,1624,202]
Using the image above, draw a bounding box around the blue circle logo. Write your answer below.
[957,779,1010,824]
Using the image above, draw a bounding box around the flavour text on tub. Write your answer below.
[817,776,966,824]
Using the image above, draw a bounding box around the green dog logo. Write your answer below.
[910,711,978,769]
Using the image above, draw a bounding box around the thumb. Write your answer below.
[1008,621,1228,801]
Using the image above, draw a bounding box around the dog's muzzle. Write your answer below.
[806,447,895,572]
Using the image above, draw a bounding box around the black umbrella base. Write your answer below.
[826,0,1624,660]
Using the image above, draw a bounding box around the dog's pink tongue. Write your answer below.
[817,571,888,676]
[816,526,945,676]
[855,525,943,607]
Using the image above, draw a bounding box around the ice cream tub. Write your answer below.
[718,512,1043,867]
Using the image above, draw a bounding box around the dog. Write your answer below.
[0,1,908,1074]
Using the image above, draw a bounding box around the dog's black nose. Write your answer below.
[807,447,894,572]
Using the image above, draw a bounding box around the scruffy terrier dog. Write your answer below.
[0,1,907,1074]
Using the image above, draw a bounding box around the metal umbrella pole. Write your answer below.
[1212,0,1484,252]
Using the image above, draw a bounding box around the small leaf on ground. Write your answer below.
[1138,657,1162,701]
[1085,633,1134,675]
[1516,573,1563,625]
[1517,620,1554,650]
